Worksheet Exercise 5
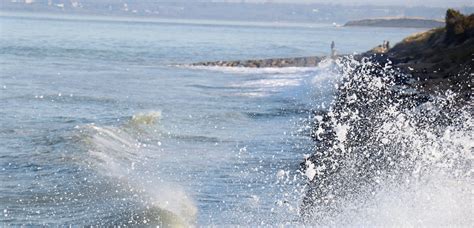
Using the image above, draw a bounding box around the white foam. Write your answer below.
[236,78,302,88]
[185,65,318,75]
[304,160,316,181]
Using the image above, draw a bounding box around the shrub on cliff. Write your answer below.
[445,9,474,43]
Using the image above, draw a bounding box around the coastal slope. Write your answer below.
[377,9,473,95]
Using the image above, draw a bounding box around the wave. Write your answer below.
[183,65,318,75]
[103,203,195,226]
[224,60,337,98]
[300,56,473,226]
[235,78,302,88]
[182,59,338,100]
[76,111,197,226]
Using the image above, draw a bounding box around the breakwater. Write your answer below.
[191,56,325,68]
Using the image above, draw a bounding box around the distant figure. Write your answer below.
[380,40,390,53]
[330,41,336,58]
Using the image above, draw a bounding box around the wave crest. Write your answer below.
[76,111,197,226]
[130,111,162,126]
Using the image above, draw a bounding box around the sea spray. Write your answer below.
[300,55,473,226]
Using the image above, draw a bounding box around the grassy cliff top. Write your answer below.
[378,9,473,95]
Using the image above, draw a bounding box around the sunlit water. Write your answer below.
[0,14,424,225]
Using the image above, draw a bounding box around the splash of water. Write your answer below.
[300,55,473,226]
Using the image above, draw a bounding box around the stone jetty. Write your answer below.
[191,56,325,68]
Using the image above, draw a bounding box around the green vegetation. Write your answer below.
[445,9,474,43]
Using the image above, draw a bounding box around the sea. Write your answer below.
[0,12,426,225]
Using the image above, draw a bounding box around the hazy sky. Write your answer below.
[220,0,473,7]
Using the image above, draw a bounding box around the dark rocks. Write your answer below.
[191,56,324,68]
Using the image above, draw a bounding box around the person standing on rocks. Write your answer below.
[330,41,336,58]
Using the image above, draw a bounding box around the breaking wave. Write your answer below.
[300,56,473,226]
[76,111,197,226]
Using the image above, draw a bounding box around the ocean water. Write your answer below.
[0,13,424,225]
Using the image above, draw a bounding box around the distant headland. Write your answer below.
[344,17,445,28]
